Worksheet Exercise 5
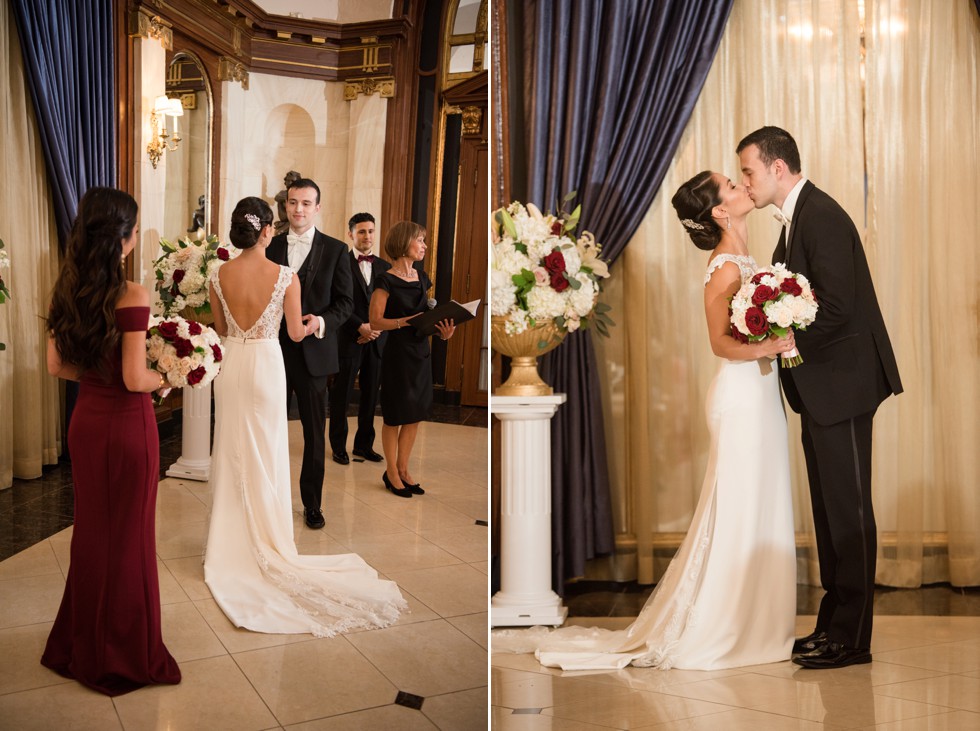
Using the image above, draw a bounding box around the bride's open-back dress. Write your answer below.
[493,254,796,671]
[205,265,407,636]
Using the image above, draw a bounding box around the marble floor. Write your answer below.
[493,601,980,730]
[0,416,489,731]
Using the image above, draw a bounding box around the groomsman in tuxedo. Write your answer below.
[267,178,353,529]
[738,127,902,669]
[327,212,390,465]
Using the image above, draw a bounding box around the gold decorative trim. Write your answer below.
[179,92,197,110]
[461,105,482,135]
[128,8,173,50]
[217,57,249,90]
[362,45,381,73]
[343,77,395,100]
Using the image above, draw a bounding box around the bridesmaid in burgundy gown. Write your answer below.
[43,187,180,696]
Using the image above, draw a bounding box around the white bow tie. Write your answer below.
[287,231,313,247]
[773,211,791,227]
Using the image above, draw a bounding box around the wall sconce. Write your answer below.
[147,95,184,169]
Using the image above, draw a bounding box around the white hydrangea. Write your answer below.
[526,285,567,320]
[504,309,529,335]
[490,268,516,316]
[567,274,597,317]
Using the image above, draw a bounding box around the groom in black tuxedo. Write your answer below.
[738,127,903,669]
[267,178,353,529]
[327,212,390,465]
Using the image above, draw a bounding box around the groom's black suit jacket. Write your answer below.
[267,229,353,377]
[772,181,903,425]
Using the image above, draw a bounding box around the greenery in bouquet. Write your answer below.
[491,194,613,340]
[0,238,9,351]
[153,234,237,318]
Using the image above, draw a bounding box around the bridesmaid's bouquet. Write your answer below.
[730,264,818,367]
[152,234,237,318]
[146,315,223,388]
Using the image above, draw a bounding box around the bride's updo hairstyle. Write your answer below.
[671,171,723,251]
[229,197,273,249]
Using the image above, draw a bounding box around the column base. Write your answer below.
[165,458,210,482]
[490,594,568,628]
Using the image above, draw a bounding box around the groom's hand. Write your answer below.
[302,314,318,337]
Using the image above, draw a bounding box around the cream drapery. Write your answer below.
[595,0,979,587]
[0,0,62,487]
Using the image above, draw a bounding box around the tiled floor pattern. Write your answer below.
[492,614,980,730]
[0,417,488,730]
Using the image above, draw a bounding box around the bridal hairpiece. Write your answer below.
[681,218,705,231]
[244,213,262,231]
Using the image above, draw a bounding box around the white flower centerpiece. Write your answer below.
[490,196,612,395]
[152,233,237,319]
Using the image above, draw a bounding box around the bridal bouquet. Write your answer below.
[146,315,223,388]
[491,196,612,337]
[730,263,818,367]
[153,234,237,318]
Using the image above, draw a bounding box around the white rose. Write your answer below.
[178,357,194,377]
[157,353,178,374]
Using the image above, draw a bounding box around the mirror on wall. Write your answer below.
[163,52,212,241]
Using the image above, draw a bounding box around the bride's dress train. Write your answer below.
[204,265,407,637]
[492,254,796,670]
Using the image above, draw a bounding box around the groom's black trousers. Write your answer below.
[282,343,328,512]
[799,407,877,650]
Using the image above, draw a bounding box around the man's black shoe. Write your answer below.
[792,643,871,669]
[792,630,828,655]
[352,448,383,462]
[304,507,325,529]
[332,451,350,465]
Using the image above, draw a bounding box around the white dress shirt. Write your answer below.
[779,177,808,244]
[286,227,325,339]
[357,256,372,287]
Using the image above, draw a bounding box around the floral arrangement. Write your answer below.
[730,263,819,367]
[491,196,612,338]
[0,238,9,351]
[146,315,223,388]
[152,234,237,318]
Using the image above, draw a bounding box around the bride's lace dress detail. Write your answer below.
[205,266,407,637]
[492,254,796,670]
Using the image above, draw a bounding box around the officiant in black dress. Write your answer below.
[369,221,456,498]
[328,212,390,465]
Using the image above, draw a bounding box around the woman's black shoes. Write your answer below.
[383,472,413,498]
[404,482,424,495]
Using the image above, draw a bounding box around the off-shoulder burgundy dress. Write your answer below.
[41,306,181,696]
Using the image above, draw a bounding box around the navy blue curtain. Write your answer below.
[11,0,116,461]
[523,0,732,591]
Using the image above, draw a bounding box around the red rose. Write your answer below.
[731,324,749,343]
[172,269,185,284]
[188,321,203,335]
[211,344,223,362]
[550,221,563,236]
[174,337,194,358]
[744,306,769,336]
[751,284,778,306]
[780,278,802,296]
[751,272,769,284]
[187,366,206,386]
[550,272,570,292]
[216,247,230,261]
[157,321,179,340]
[543,249,566,275]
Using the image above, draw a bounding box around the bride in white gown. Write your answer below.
[204,197,406,637]
[493,172,798,671]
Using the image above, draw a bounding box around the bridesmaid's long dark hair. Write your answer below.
[49,187,139,379]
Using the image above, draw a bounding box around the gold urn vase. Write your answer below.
[491,316,566,396]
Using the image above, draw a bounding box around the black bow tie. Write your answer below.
[357,254,375,263]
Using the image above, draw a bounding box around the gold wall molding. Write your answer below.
[217,57,249,90]
[344,76,395,100]
[128,8,173,50]
[461,105,482,136]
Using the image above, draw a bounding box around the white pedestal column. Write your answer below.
[165,382,212,481]
[491,393,568,627]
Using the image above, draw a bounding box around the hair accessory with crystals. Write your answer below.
[244,213,262,231]
[681,218,705,231]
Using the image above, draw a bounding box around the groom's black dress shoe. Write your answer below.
[792,630,828,655]
[332,451,350,465]
[352,448,383,462]
[304,507,325,529]
[792,642,871,669]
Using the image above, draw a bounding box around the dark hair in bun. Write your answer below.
[671,171,723,251]
[229,197,273,249]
